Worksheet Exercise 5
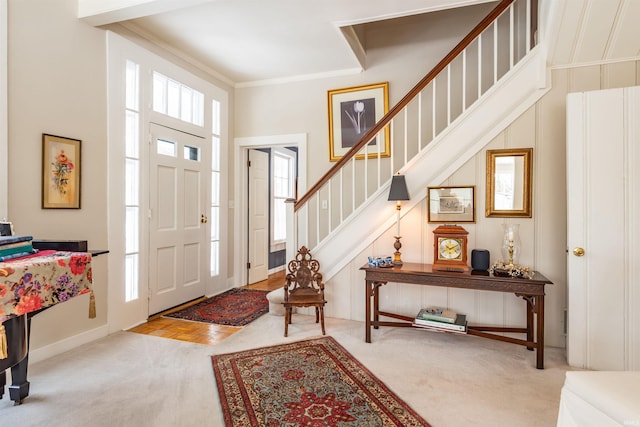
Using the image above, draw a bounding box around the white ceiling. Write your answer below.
[80,0,640,87]
[80,0,499,85]
[545,0,640,68]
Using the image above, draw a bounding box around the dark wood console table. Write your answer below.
[361,263,553,369]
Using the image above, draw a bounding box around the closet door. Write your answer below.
[566,86,640,370]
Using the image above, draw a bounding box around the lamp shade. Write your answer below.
[388,174,410,201]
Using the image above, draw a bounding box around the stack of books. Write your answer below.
[413,306,467,334]
[0,235,36,261]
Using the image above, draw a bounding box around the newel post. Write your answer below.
[285,198,297,264]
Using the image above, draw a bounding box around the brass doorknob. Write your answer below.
[572,247,585,257]
[201,214,208,224]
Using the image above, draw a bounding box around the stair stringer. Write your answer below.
[310,46,551,283]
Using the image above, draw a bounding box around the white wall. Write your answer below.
[7,0,109,349]
[324,61,640,349]
[0,0,7,220]
[6,0,238,357]
[238,49,640,350]
[232,7,640,351]
[7,0,640,358]
[234,3,496,187]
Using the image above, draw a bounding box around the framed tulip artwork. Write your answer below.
[327,82,390,161]
[42,133,81,209]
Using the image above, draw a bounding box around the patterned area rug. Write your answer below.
[165,288,269,326]
[211,336,431,426]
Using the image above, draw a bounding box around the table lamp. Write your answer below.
[388,174,410,265]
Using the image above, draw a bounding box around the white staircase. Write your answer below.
[287,0,551,281]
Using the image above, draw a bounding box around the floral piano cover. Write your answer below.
[0,250,95,324]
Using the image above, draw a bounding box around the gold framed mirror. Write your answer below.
[485,148,532,217]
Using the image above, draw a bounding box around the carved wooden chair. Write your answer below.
[283,246,326,337]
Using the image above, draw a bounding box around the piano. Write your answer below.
[1,250,94,405]
[0,314,29,404]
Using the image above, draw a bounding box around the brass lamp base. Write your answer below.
[393,236,403,266]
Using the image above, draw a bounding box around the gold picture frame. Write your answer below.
[427,186,476,223]
[328,82,390,162]
[42,133,81,209]
[485,148,532,218]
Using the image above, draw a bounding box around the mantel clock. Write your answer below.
[432,224,469,272]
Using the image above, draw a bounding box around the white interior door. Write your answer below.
[149,123,208,314]
[248,149,269,284]
[566,87,640,370]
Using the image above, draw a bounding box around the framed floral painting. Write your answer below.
[328,82,390,161]
[42,133,81,209]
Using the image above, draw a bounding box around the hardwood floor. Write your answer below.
[127,271,284,345]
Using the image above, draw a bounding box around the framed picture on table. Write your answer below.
[327,82,390,161]
[427,186,475,223]
[0,221,13,236]
[42,133,81,209]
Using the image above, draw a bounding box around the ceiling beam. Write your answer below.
[78,0,213,26]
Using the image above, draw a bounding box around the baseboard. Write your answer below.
[28,324,109,364]
[268,266,285,275]
[226,266,284,288]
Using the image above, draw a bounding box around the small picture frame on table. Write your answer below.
[42,133,81,209]
[0,221,13,236]
[427,186,475,223]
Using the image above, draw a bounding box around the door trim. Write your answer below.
[233,133,307,287]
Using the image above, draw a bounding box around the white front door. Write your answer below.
[248,149,269,284]
[566,87,640,370]
[148,123,208,314]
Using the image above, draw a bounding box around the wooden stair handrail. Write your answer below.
[295,0,515,211]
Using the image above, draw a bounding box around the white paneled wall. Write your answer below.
[322,61,640,351]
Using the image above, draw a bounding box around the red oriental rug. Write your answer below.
[211,336,431,427]
[165,288,269,326]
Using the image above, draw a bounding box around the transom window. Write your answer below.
[152,72,204,127]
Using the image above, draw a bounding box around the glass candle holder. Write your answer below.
[500,223,521,266]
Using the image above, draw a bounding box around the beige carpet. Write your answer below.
[0,313,573,426]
